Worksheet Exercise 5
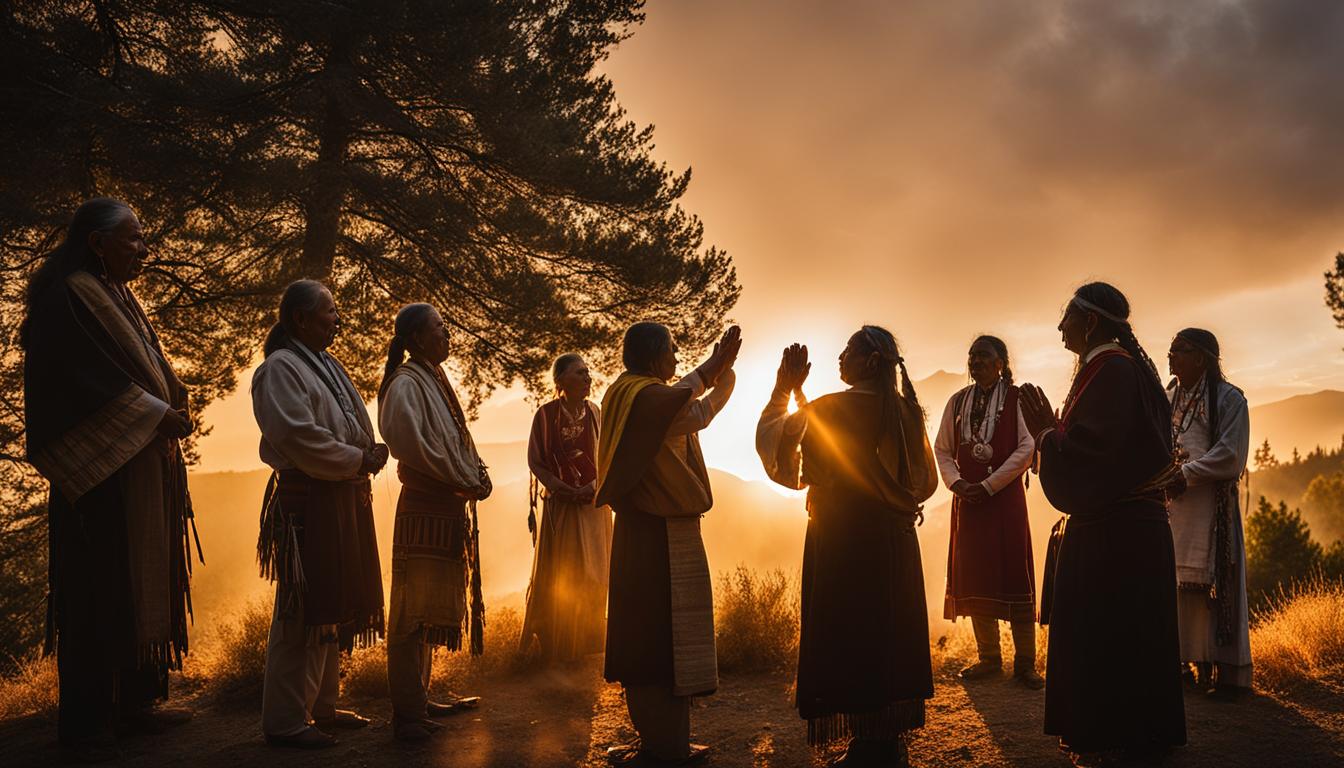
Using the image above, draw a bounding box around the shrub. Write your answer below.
[341,606,527,701]
[0,651,57,720]
[1250,577,1344,693]
[714,566,799,673]
[190,598,271,702]
[1247,497,1323,609]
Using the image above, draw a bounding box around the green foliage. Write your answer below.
[0,0,738,661]
[1324,252,1344,334]
[1253,439,1278,470]
[714,566,799,674]
[1302,471,1344,545]
[1246,496,1324,609]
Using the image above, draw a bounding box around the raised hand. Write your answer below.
[702,325,743,385]
[775,343,810,393]
[1018,384,1058,439]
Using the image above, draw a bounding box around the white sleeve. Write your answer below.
[668,369,736,436]
[252,358,363,480]
[379,375,480,489]
[756,386,808,490]
[934,394,962,490]
[1182,388,1251,486]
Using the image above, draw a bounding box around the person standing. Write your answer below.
[757,327,939,768]
[1166,328,1252,698]
[934,336,1042,689]
[378,303,490,742]
[520,353,612,662]
[252,279,386,749]
[599,323,741,765]
[1020,282,1186,758]
[22,198,197,761]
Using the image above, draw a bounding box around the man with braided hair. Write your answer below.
[1020,282,1186,758]
[934,335,1042,689]
[1165,328,1252,698]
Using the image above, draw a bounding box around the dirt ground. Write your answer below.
[2,661,1342,767]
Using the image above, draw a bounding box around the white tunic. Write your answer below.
[251,344,374,481]
[378,360,484,489]
[933,382,1034,495]
[1169,378,1250,585]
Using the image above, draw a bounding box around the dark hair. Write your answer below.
[1071,281,1166,408]
[379,303,437,396]
[970,334,1013,386]
[622,322,671,374]
[1175,327,1227,435]
[263,279,330,357]
[853,323,922,416]
[20,197,136,348]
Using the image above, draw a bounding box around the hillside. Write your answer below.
[1249,390,1344,458]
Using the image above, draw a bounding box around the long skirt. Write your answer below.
[1043,501,1186,750]
[49,470,167,745]
[944,480,1035,621]
[797,493,932,746]
[520,496,612,660]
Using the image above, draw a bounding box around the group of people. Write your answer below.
[22,197,1254,767]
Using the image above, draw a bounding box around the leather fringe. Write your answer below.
[468,499,486,656]
[806,700,925,747]
[256,471,306,614]
[422,624,464,651]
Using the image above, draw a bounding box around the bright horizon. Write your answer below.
[192,1,1344,483]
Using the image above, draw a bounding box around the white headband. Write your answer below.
[1070,294,1128,325]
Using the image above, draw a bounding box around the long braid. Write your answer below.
[1114,324,1166,406]
[379,303,436,396]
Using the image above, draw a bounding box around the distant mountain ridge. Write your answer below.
[1248,389,1344,457]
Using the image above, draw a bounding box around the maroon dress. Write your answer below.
[943,387,1036,622]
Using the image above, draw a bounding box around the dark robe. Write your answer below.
[1037,351,1186,751]
[944,387,1036,621]
[795,390,935,745]
[600,381,713,692]
[24,270,196,745]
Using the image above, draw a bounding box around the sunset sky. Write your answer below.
[194,0,1344,483]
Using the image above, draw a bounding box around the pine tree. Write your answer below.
[0,0,739,662]
[1246,496,1322,607]
[1253,439,1278,471]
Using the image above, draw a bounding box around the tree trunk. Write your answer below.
[299,41,353,282]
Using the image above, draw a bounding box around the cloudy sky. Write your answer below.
[195,0,1344,481]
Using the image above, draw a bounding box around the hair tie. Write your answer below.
[1071,294,1128,325]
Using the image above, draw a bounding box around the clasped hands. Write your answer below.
[952,479,990,505]
[775,343,810,398]
[697,326,743,387]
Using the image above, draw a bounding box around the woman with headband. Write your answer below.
[1019,282,1186,759]
[1165,328,1252,699]
[757,326,939,768]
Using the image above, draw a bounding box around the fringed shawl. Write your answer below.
[25,270,199,668]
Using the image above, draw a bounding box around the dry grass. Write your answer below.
[714,566,800,674]
[0,651,58,720]
[930,619,1048,677]
[1251,577,1344,693]
[187,597,272,702]
[342,606,527,700]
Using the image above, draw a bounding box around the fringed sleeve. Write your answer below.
[756,386,808,490]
